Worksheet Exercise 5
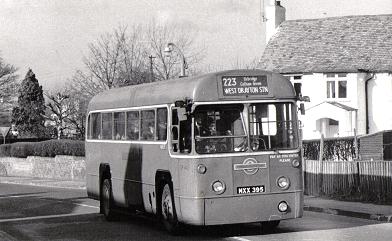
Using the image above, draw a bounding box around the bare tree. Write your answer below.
[66,89,88,139]
[45,91,74,139]
[146,22,204,81]
[0,56,18,112]
[71,22,204,101]
[71,26,149,100]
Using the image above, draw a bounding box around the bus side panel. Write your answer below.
[140,143,172,214]
[123,144,144,208]
[86,142,101,200]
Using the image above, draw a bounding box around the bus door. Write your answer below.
[171,107,192,154]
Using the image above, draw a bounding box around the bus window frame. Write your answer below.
[169,105,192,155]
[85,104,169,145]
[168,100,300,158]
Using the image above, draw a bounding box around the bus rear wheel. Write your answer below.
[160,183,180,234]
[101,178,116,221]
[261,220,280,233]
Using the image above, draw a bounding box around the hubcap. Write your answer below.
[162,187,173,221]
[103,183,110,215]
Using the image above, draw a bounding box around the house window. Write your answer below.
[294,83,302,98]
[286,75,303,98]
[327,81,335,98]
[326,73,347,99]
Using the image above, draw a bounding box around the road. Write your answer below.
[0,183,391,241]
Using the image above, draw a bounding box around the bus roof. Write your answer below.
[88,69,296,111]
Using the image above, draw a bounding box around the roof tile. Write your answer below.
[259,15,392,73]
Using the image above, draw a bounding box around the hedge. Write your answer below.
[0,140,85,158]
[0,144,12,157]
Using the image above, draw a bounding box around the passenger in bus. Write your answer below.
[194,116,210,136]
[157,122,167,140]
[143,122,155,140]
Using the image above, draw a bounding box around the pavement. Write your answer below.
[0,176,391,223]
[0,176,86,190]
[304,195,392,222]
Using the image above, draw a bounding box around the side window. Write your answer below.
[91,113,101,139]
[87,114,91,139]
[171,108,191,154]
[157,108,168,141]
[171,109,179,152]
[126,111,139,140]
[114,112,126,140]
[141,110,155,140]
[102,112,113,139]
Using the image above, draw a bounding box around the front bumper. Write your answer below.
[178,191,303,226]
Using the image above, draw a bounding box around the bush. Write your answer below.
[10,142,35,158]
[35,140,85,157]
[0,140,85,158]
[0,144,12,157]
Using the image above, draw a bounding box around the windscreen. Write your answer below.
[194,104,247,154]
[249,102,298,151]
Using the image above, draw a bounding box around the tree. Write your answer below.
[71,26,149,100]
[64,89,88,139]
[12,69,46,137]
[44,87,88,140]
[0,56,18,114]
[146,21,204,81]
[71,22,204,100]
[45,91,71,139]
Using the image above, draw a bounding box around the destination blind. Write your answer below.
[221,76,269,96]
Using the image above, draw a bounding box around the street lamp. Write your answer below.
[164,42,188,78]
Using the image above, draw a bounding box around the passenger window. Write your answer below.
[171,108,191,154]
[126,111,139,140]
[102,113,113,139]
[114,112,126,140]
[87,114,91,139]
[91,113,101,139]
[141,110,155,140]
[157,108,167,141]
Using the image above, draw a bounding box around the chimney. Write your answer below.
[264,0,286,44]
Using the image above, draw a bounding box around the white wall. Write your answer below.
[290,73,360,139]
[368,73,392,133]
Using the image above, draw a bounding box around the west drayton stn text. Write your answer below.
[221,76,269,96]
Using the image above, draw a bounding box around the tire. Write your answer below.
[101,178,116,221]
[160,183,180,234]
[261,220,280,233]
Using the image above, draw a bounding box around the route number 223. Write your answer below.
[223,77,237,87]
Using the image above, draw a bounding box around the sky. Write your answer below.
[0,0,391,90]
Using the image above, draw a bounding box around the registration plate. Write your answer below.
[237,185,265,194]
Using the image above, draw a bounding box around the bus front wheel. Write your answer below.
[160,183,180,234]
[101,178,116,221]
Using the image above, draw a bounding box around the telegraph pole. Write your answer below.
[149,55,156,82]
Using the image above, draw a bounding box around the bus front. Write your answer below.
[174,72,303,228]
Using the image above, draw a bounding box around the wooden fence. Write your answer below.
[304,160,392,203]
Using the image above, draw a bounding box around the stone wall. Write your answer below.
[0,155,85,181]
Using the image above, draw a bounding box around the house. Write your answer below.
[259,0,392,140]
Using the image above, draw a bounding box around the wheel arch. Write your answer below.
[155,170,173,215]
[99,163,112,213]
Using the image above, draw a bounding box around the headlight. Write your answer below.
[278,201,289,212]
[277,176,290,190]
[212,181,225,194]
[292,159,300,168]
[197,164,207,174]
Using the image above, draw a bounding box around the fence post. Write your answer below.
[318,134,324,195]
[355,161,360,193]
[354,128,359,160]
